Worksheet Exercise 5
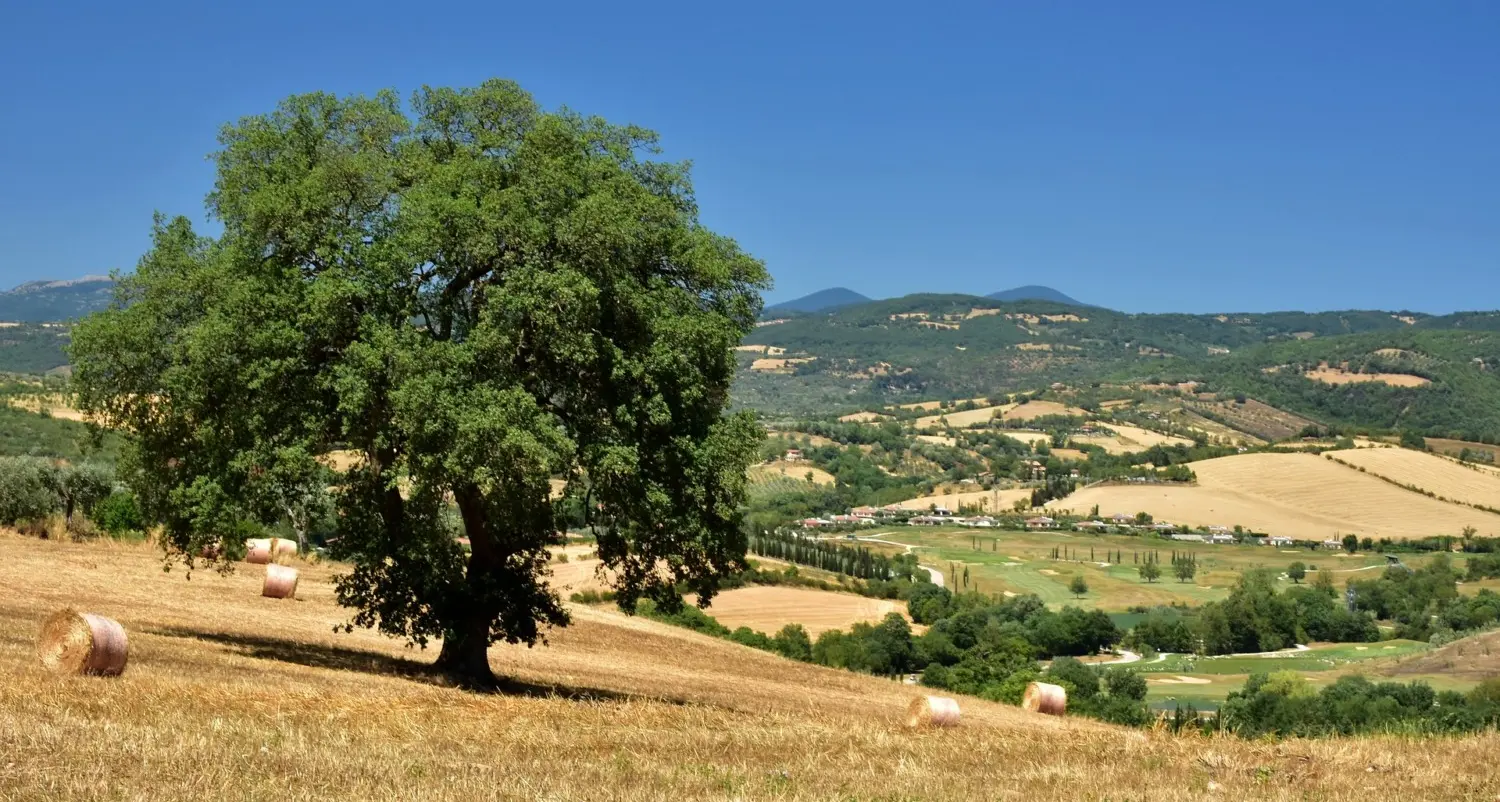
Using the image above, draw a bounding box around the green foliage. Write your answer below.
[1194,569,1377,655]
[1138,559,1161,583]
[92,490,144,536]
[1222,673,1499,737]
[68,80,768,684]
[1287,562,1307,583]
[1068,574,1089,598]
[0,456,116,530]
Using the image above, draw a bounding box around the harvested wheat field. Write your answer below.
[892,488,1032,512]
[914,404,1011,430]
[6,394,89,421]
[1063,453,1500,540]
[1,533,1499,800]
[1074,423,1194,455]
[1304,366,1431,387]
[689,586,908,636]
[837,410,889,423]
[891,397,989,412]
[1002,400,1089,421]
[1327,448,1500,510]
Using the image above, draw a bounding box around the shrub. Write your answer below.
[92,490,144,537]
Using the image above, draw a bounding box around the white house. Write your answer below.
[1210,533,1236,544]
[1171,534,1207,543]
[1267,535,1294,547]
[1025,516,1057,530]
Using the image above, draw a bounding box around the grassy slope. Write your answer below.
[4,532,1498,800]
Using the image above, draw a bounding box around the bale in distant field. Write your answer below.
[37,610,129,676]
[906,695,961,728]
[262,564,299,599]
[270,538,298,558]
[245,538,272,564]
[1021,682,1067,716]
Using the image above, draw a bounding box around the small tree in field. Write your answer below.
[1139,560,1161,583]
[70,80,769,687]
[1173,555,1197,584]
[1288,562,1307,584]
[1070,574,1089,598]
[1342,534,1359,554]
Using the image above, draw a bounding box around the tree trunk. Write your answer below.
[434,609,497,688]
[436,483,500,689]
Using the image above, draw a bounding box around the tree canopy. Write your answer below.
[70,79,769,685]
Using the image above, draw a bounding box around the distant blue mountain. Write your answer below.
[0,276,115,322]
[986,285,1089,307]
[766,287,872,314]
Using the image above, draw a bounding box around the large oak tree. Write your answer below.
[71,80,769,686]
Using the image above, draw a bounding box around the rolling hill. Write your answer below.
[736,292,1500,439]
[1061,452,1500,541]
[4,529,1490,801]
[0,275,114,322]
[765,287,871,314]
[987,285,1089,306]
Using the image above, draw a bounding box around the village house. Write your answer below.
[964,516,996,528]
[1025,516,1057,530]
[1210,533,1236,544]
[1321,539,1344,550]
[1149,522,1178,533]
[850,506,878,518]
[1074,520,1109,532]
[1110,513,1134,525]
[909,515,946,526]
[797,517,830,528]
[1171,533,1207,543]
[1267,535,1294,547]
[784,449,803,462]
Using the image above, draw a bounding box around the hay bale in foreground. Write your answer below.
[906,695,961,728]
[262,565,299,599]
[1022,682,1067,716]
[37,610,129,676]
[245,538,272,564]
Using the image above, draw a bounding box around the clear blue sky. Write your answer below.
[1,2,1496,313]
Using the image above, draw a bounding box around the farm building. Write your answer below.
[1321,539,1345,550]
[1171,534,1207,543]
[1267,535,1294,547]
[1074,521,1109,532]
[784,449,804,462]
[1210,533,1236,544]
[1025,516,1057,530]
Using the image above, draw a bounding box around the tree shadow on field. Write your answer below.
[148,626,674,704]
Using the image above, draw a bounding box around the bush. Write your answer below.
[0,456,60,526]
[92,490,144,537]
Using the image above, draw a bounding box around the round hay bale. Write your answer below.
[262,564,299,599]
[1021,681,1067,716]
[906,695,961,728]
[270,538,298,558]
[37,610,129,676]
[245,538,272,565]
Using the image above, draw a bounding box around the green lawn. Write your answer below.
[864,526,1444,612]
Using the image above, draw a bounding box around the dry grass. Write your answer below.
[1304,367,1431,388]
[892,488,1032,512]
[1327,448,1500,510]
[914,404,1012,430]
[750,356,815,372]
[1383,629,1500,680]
[6,394,89,422]
[1062,453,1500,540]
[891,397,989,412]
[1002,401,1089,421]
[1,533,1499,800]
[688,586,908,637]
[837,411,889,423]
[1073,423,1194,455]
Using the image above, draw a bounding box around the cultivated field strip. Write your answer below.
[1325,447,1500,511]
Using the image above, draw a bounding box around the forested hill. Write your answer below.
[736,294,1500,440]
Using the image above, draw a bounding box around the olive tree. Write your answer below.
[71,80,768,686]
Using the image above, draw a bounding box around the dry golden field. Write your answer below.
[749,461,836,486]
[1072,423,1194,455]
[1303,367,1431,387]
[891,487,1032,512]
[2,532,1500,800]
[913,404,1011,430]
[684,586,908,636]
[891,397,990,412]
[1001,400,1089,421]
[1062,453,1500,540]
[1327,448,1500,510]
[836,411,889,423]
[5,394,88,422]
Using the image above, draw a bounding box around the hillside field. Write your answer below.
[4,532,1500,800]
[1061,452,1500,540]
[686,586,909,636]
[1326,447,1500,511]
